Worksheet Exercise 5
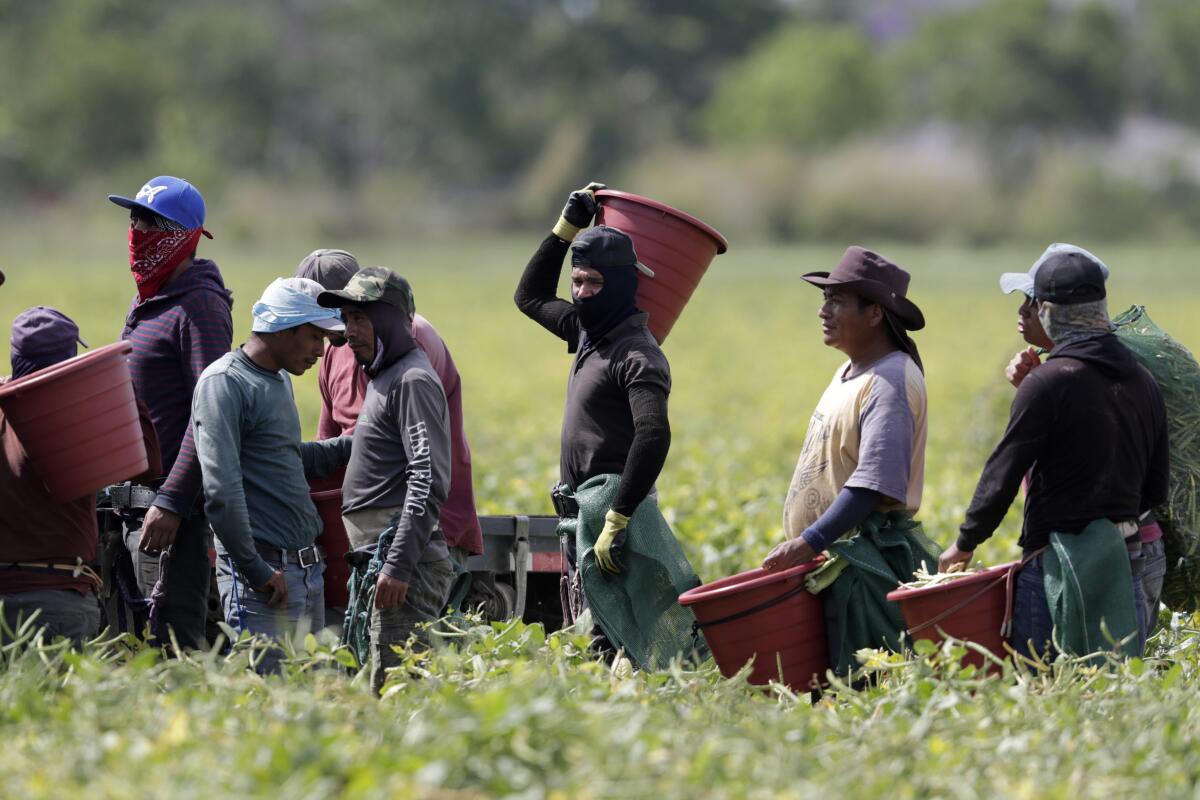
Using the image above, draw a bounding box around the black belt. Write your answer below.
[253,540,322,569]
[106,482,158,512]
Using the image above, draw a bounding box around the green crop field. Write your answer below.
[2,238,1199,798]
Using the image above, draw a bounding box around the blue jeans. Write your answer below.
[1139,538,1166,637]
[1011,555,1055,661]
[216,551,325,646]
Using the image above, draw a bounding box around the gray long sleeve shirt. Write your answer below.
[341,347,451,583]
[192,349,351,587]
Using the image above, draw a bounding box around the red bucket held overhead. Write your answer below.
[309,478,351,609]
[679,560,827,690]
[0,341,148,501]
[594,190,728,344]
[887,560,1020,669]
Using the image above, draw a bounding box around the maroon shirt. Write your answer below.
[317,313,483,555]
[0,398,160,594]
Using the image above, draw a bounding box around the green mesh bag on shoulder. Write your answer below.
[560,474,708,669]
[1114,305,1200,611]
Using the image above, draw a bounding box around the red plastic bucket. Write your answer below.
[887,560,1020,668]
[0,341,147,501]
[309,486,350,608]
[595,190,728,344]
[679,560,827,690]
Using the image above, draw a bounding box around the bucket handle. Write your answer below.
[692,578,809,632]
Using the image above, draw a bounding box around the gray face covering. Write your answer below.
[1037,298,1114,347]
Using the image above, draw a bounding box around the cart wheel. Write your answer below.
[492,582,517,621]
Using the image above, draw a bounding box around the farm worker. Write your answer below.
[191,278,351,657]
[940,251,1169,659]
[999,244,1166,642]
[514,183,672,629]
[0,308,161,645]
[317,268,454,694]
[109,176,233,649]
[762,246,936,675]
[295,250,483,563]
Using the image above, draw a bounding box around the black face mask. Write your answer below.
[574,265,639,341]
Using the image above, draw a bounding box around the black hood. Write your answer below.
[362,301,415,376]
[1047,332,1138,380]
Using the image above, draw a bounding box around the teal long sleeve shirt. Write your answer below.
[192,348,351,587]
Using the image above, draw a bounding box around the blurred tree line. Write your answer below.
[2,0,1200,243]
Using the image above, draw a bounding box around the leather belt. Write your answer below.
[254,540,322,569]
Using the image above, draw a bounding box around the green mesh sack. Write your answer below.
[563,475,707,669]
[1114,305,1200,611]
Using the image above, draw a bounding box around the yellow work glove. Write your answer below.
[552,181,607,242]
[594,509,630,574]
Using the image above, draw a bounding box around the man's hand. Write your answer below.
[595,509,629,574]
[257,569,289,608]
[552,181,607,242]
[1005,346,1041,388]
[375,574,410,609]
[138,505,181,554]
[938,543,974,573]
[762,537,818,571]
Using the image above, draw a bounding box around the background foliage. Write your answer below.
[4,0,1200,244]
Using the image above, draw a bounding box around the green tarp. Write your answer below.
[557,475,706,670]
[1044,519,1139,659]
[815,512,941,675]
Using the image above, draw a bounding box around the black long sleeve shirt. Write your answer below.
[959,334,1169,553]
[515,234,672,516]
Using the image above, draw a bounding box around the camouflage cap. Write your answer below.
[317,266,415,316]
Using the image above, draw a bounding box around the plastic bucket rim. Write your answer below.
[595,189,728,254]
[0,341,133,402]
[679,558,825,607]
[886,560,1021,603]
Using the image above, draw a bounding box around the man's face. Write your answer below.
[818,288,879,353]
[277,324,330,376]
[129,209,154,233]
[571,266,605,300]
[1018,294,1054,349]
[341,305,376,366]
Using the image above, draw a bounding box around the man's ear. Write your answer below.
[868,303,885,328]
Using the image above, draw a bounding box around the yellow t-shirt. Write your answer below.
[783,351,927,539]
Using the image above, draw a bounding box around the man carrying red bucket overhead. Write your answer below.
[762,246,938,676]
[515,182,704,669]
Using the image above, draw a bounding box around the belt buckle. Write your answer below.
[297,545,320,569]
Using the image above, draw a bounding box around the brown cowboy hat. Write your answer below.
[802,246,925,331]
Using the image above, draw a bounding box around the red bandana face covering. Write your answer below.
[129,227,203,301]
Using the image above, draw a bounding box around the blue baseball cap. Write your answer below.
[108,176,213,238]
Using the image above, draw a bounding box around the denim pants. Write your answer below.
[1,589,100,646]
[216,551,325,645]
[124,513,212,650]
[1012,549,1147,661]
[1139,538,1167,637]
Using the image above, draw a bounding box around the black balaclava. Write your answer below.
[574,264,639,342]
[361,300,415,377]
